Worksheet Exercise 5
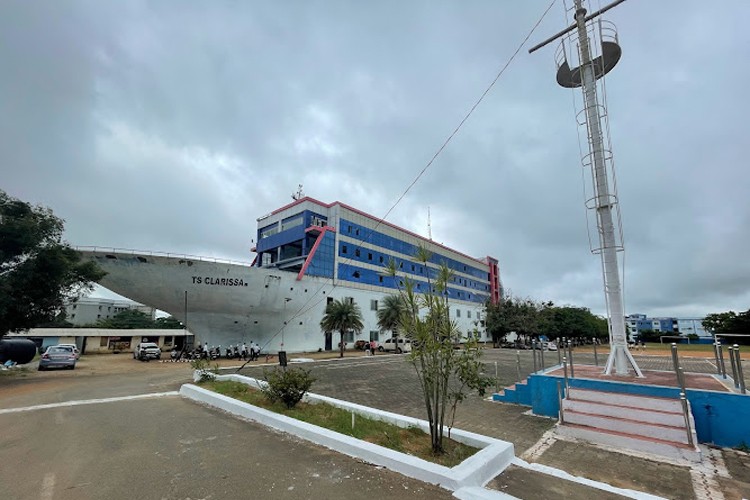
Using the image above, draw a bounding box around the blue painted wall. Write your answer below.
[494,373,750,448]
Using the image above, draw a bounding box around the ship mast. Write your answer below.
[530,0,641,376]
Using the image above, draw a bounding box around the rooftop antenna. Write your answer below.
[530,0,642,377]
[427,206,433,241]
[291,184,304,201]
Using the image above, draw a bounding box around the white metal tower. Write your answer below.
[531,0,642,376]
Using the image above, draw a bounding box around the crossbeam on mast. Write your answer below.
[528,0,628,54]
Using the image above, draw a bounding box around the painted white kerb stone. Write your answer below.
[180,374,515,492]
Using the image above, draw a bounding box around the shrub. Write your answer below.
[191,358,219,382]
[261,367,316,408]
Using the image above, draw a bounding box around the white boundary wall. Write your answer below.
[181,373,515,491]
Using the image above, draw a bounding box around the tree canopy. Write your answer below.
[703,309,750,335]
[91,309,183,329]
[485,295,608,346]
[1,190,104,334]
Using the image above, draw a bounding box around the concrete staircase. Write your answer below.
[556,387,702,462]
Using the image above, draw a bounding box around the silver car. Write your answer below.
[38,345,77,371]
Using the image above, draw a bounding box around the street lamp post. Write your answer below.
[281,298,292,349]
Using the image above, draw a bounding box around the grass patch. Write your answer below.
[202,379,479,467]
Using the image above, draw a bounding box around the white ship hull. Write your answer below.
[79,249,335,352]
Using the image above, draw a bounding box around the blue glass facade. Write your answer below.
[254,205,492,304]
[338,219,490,281]
[306,231,335,278]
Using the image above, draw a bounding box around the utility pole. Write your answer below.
[530,0,642,376]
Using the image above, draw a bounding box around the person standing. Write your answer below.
[241,343,248,360]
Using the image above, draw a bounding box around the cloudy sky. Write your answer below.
[2,0,748,319]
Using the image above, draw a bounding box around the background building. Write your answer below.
[65,297,156,326]
[626,314,709,342]
[6,328,193,354]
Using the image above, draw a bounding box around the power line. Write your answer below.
[251,0,559,356]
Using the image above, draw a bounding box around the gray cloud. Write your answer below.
[2,0,749,318]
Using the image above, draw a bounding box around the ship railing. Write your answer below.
[74,246,254,267]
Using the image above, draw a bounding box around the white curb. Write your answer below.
[180,374,514,492]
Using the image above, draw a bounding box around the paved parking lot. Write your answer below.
[2,348,749,499]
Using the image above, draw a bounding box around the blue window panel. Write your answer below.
[339,218,490,281]
[335,263,489,304]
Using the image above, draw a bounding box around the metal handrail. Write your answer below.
[558,381,565,424]
[74,246,254,267]
[680,392,695,448]
[734,344,746,394]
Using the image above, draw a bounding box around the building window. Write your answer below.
[97,314,101,319]
[342,245,348,254]
[411,264,415,272]
[100,337,108,347]
[346,297,354,305]
[164,336,173,347]
[344,331,355,342]
[371,300,378,311]
[456,309,461,318]
[399,262,403,269]
[468,311,472,319]
[327,297,334,305]
[355,229,360,236]
[378,276,383,283]
[368,253,372,261]
[355,249,360,257]
[379,256,384,264]
[353,271,361,279]
[348,226,352,233]
[369,330,379,342]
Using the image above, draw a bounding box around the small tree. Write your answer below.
[386,245,491,454]
[320,298,364,358]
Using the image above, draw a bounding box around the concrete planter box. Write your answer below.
[181,373,514,492]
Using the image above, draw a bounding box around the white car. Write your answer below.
[378,337,412,353]
[133,342,161,360]
[57,344,81,359]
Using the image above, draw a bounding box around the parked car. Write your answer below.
[38,345,77,371]
[379,337,412,353]
[353,340,369,350]
[57,343,81,359]
[133,342,161,360]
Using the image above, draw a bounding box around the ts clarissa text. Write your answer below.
[191,276,248,287]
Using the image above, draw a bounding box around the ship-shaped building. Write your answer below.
[80,197,501,353]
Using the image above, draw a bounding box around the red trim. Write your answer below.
[296,226,335,281]
[487,260,500,305]
[250,254,258,267]
[267,197,493,266]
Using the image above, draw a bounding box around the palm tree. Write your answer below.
[377,294,406,339]
[320,299,364,358]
